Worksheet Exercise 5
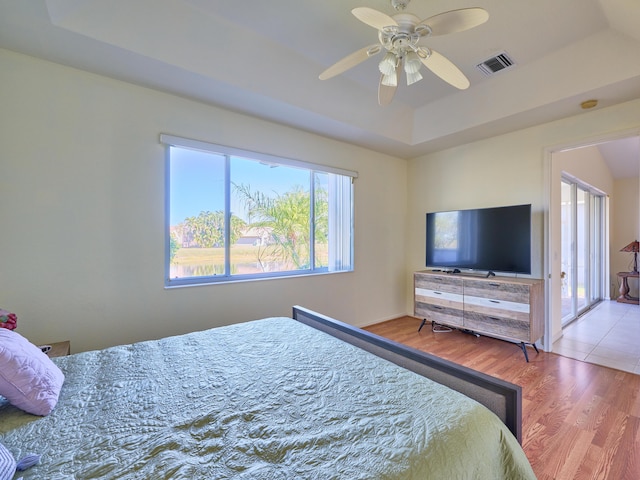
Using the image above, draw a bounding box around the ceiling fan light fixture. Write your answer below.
[406,70,423,85]
[404,51,421,73]
[378,52,397,76]
[381,72,398,87]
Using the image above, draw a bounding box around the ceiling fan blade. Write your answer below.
[352,7,398,31]
[319,45,381,80]
[420,49,470,89]
[378,70,399,106]
[419,8,489,36]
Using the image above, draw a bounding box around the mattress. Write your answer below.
[0,317,536,479]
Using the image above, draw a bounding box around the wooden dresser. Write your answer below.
[414,271,544,360]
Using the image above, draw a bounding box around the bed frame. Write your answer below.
[292,305,522,443]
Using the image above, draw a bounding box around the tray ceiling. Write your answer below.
[1,0,640,158]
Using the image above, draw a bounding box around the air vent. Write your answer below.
[476,52,515,76]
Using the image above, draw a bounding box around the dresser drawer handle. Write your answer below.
[434,291,442,295]
[489,283,500,288]
[489,300,500,304]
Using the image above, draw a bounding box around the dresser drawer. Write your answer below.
[463,278,530,303]
[463,295,530,322]
[414,273,463,295]
[464,311,531,342]
[415,300,464,327]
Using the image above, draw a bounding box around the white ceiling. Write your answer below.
[1,0,639,170]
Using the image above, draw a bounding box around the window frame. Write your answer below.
[161,134,357,287]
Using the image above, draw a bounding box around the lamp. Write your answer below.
[620,240,640,273]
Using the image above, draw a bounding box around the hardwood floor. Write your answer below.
[364,316,640,480]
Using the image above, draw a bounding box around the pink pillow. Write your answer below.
[0,329,64,416]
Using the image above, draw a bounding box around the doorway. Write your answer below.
[560,176,606,326]
[546,130,639,356]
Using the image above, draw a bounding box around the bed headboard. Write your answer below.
[292,305,522,443]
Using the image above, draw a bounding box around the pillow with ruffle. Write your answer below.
[0,328,64,416]
[0,442,39,480]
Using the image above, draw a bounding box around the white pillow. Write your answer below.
[0,329,64,416]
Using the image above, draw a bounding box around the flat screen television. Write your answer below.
[426,204,531,275]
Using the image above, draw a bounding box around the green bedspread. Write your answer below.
[0,317,536,479]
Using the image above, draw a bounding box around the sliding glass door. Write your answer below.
[561,177,605,326]
[589,194,604,303]
[576,186,588,314]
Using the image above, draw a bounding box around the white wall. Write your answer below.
[406,132,546,278]
[406,99,640,347]
[0,49,408,352]
[555,146,614,194]
[612,177,640,294]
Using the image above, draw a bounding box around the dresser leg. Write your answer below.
[519,342,539,362]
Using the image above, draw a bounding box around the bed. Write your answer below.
[0,306,535,479]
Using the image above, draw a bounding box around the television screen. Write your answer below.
[426,204,531,274]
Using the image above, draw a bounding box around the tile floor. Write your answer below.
[553,300,640,374]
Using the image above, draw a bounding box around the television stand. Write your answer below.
[414,271,544,362]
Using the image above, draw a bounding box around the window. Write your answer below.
[161,135,356,287]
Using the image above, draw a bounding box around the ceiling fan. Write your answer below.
[319,0,489,105]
